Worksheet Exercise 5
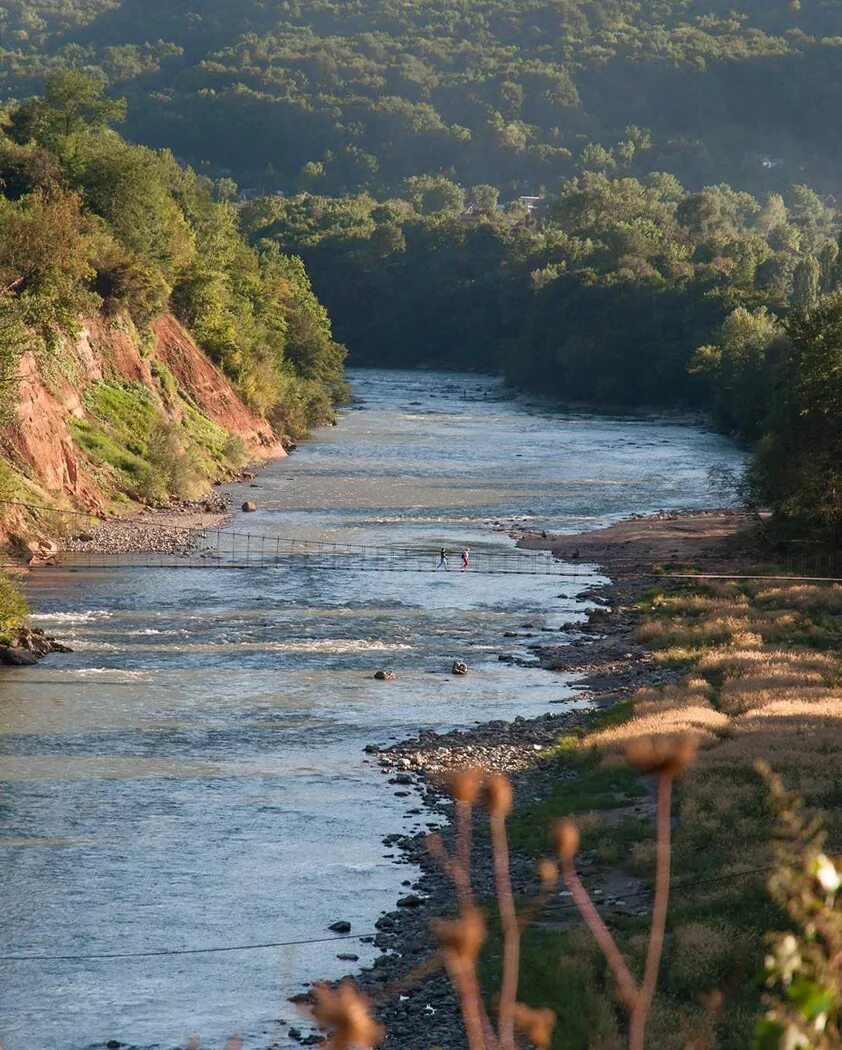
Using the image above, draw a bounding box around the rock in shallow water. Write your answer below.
[0,646,37,666]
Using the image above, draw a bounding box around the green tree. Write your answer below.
[818,239,839,291]
[753,293,842,531]
[77,140,195,279]
[0,187,96,337]
[792,255,820,312]
[403,175,465,216]
[757,193,788,236]
[11,70,125,157]
[692,306,784,436]
[468,184,500,215]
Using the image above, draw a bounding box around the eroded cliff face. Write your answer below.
[0,314,283,539]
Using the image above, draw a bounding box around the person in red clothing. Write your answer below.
[461,548,470,571]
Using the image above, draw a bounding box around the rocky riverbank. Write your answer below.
[345,576,651,1050]
[60,490,234,556]
[316,509,759,1050]
[0,625,72,666]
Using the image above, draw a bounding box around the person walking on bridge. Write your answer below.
[461,548,470,571]
[437,547,449,570]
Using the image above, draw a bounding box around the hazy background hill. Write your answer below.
[3,0,842,197]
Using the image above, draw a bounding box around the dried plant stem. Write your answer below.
[446,960,489,1050]
[429,799,497,1050]
[490,812,520,1050]
[629,773,673,1050]
[560,858,638,1009]
[455,799,476,909]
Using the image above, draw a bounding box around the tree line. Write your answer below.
[241,170,842,534]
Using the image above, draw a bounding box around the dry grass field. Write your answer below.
[492,576,842,1048]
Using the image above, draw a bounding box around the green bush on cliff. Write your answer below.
[0,571,29,641]
[0,70,347,472]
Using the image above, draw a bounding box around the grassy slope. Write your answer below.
[67,378,250,505]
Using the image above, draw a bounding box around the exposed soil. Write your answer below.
[0,313,283,547]
[516,508,759,575]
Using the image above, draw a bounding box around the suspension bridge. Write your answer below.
[15,527,597,576]
[5,499,842,582]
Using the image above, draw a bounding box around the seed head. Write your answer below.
[449,767,485,805]
[513,1003,557,1048]
[432,907,486,964]
[484,773,513,816]
[552,818,580,861]
[625,735,697,778]
[311,981,384,1049]
[537,858,559,887]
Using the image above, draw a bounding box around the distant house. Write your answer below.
[518,195,544,214]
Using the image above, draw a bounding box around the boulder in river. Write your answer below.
[374,669,396,680]
[241,501,257,512]
[328,920,351,933]
[0,646,37,666]
[452,660,468,676]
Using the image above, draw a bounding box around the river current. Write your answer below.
[0,369,743,1049]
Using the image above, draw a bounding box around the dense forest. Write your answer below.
[239,171,842,531]
[3,2,842,534]
[0,70,346,444]
[2,1,842,197]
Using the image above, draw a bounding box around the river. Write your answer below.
[0,369,743,1049]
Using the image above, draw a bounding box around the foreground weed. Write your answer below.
[754,763,842,1050]
[554,736,697,1050]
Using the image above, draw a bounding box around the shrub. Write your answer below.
[147,421,209,500]
[0,570,28,640]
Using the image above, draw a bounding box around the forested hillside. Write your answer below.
[5,3,842,534]
[239,170,842,532]
[242,176,834,411]
[0,71,346,520]
[2,1,842,196]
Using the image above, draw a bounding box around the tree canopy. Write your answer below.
[2,1,842,196]
[0,72,346,436]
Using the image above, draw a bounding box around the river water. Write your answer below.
[0,369,743,1050]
